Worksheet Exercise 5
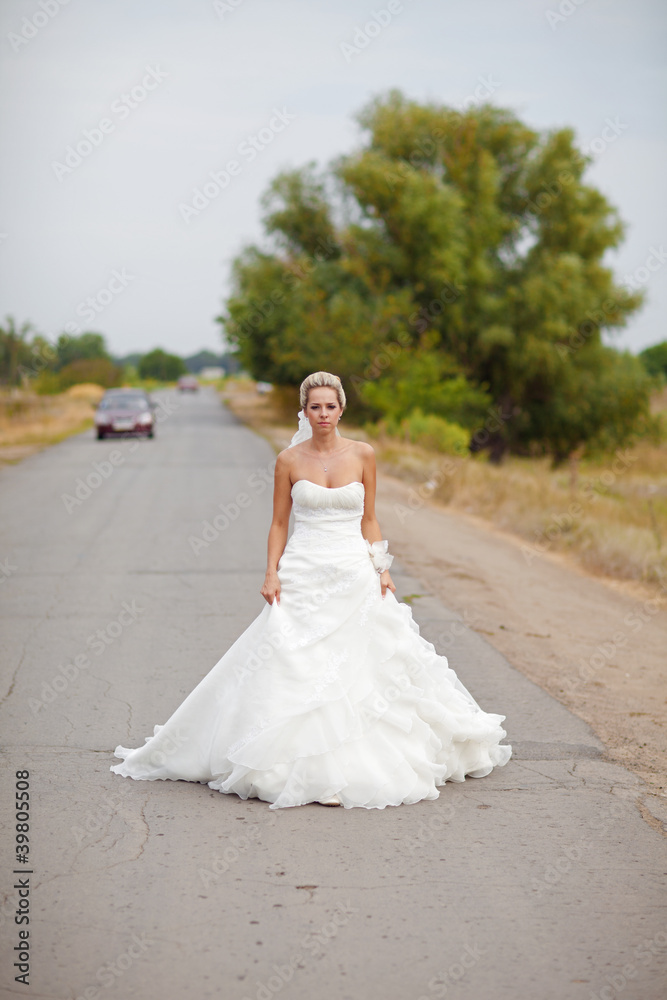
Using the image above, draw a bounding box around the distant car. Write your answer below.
[94,389,155,440]
[178,375,199,392]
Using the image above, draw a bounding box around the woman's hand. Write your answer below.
[261,570,281,606]
[380,570,396,599]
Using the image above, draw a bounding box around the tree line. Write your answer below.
[219,90,665,463]
[0,319,232,389]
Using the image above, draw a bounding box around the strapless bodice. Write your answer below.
[290,480,365,522]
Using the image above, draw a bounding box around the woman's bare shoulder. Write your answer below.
[275,443,309,479]
[342,438,375,458]
[342,438,375,457]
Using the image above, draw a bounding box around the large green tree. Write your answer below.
[220,91,654,462]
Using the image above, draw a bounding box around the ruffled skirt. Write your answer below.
[111,523,511,809]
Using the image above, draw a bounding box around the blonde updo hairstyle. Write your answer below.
[299,371,346,412]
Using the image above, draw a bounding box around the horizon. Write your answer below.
[1,0,665,358]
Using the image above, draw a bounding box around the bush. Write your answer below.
[58,358,124,389]
[65,383,106,404]
[33,371,63,395]
[388,408,470,455]
[358,346,493,429]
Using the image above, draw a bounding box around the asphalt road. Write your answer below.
[1,387,665,1000]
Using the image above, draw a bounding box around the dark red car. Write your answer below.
[94,389,156,440]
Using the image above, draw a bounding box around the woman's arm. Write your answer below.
[260,451,293,605]
[359,444,397,599]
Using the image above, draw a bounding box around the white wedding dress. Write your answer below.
[111,480,512,808]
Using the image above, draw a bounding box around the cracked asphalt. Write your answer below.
[1,387,665,999]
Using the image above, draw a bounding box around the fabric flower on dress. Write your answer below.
[366,539,394,574]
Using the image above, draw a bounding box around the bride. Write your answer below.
[111,371,512,808]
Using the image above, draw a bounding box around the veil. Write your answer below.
[287,410,312,448]
[288,410,341,448]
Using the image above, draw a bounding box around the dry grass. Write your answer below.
[372,435,667,590]
[222,378,667,593]
[222,378,297,446]
[0,385,102,464]
[64,383,106,404]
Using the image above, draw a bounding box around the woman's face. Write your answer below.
[305,387,342,430]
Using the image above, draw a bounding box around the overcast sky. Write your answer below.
[1,0,665,360]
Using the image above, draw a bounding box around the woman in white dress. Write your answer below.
[111,371,512,808]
